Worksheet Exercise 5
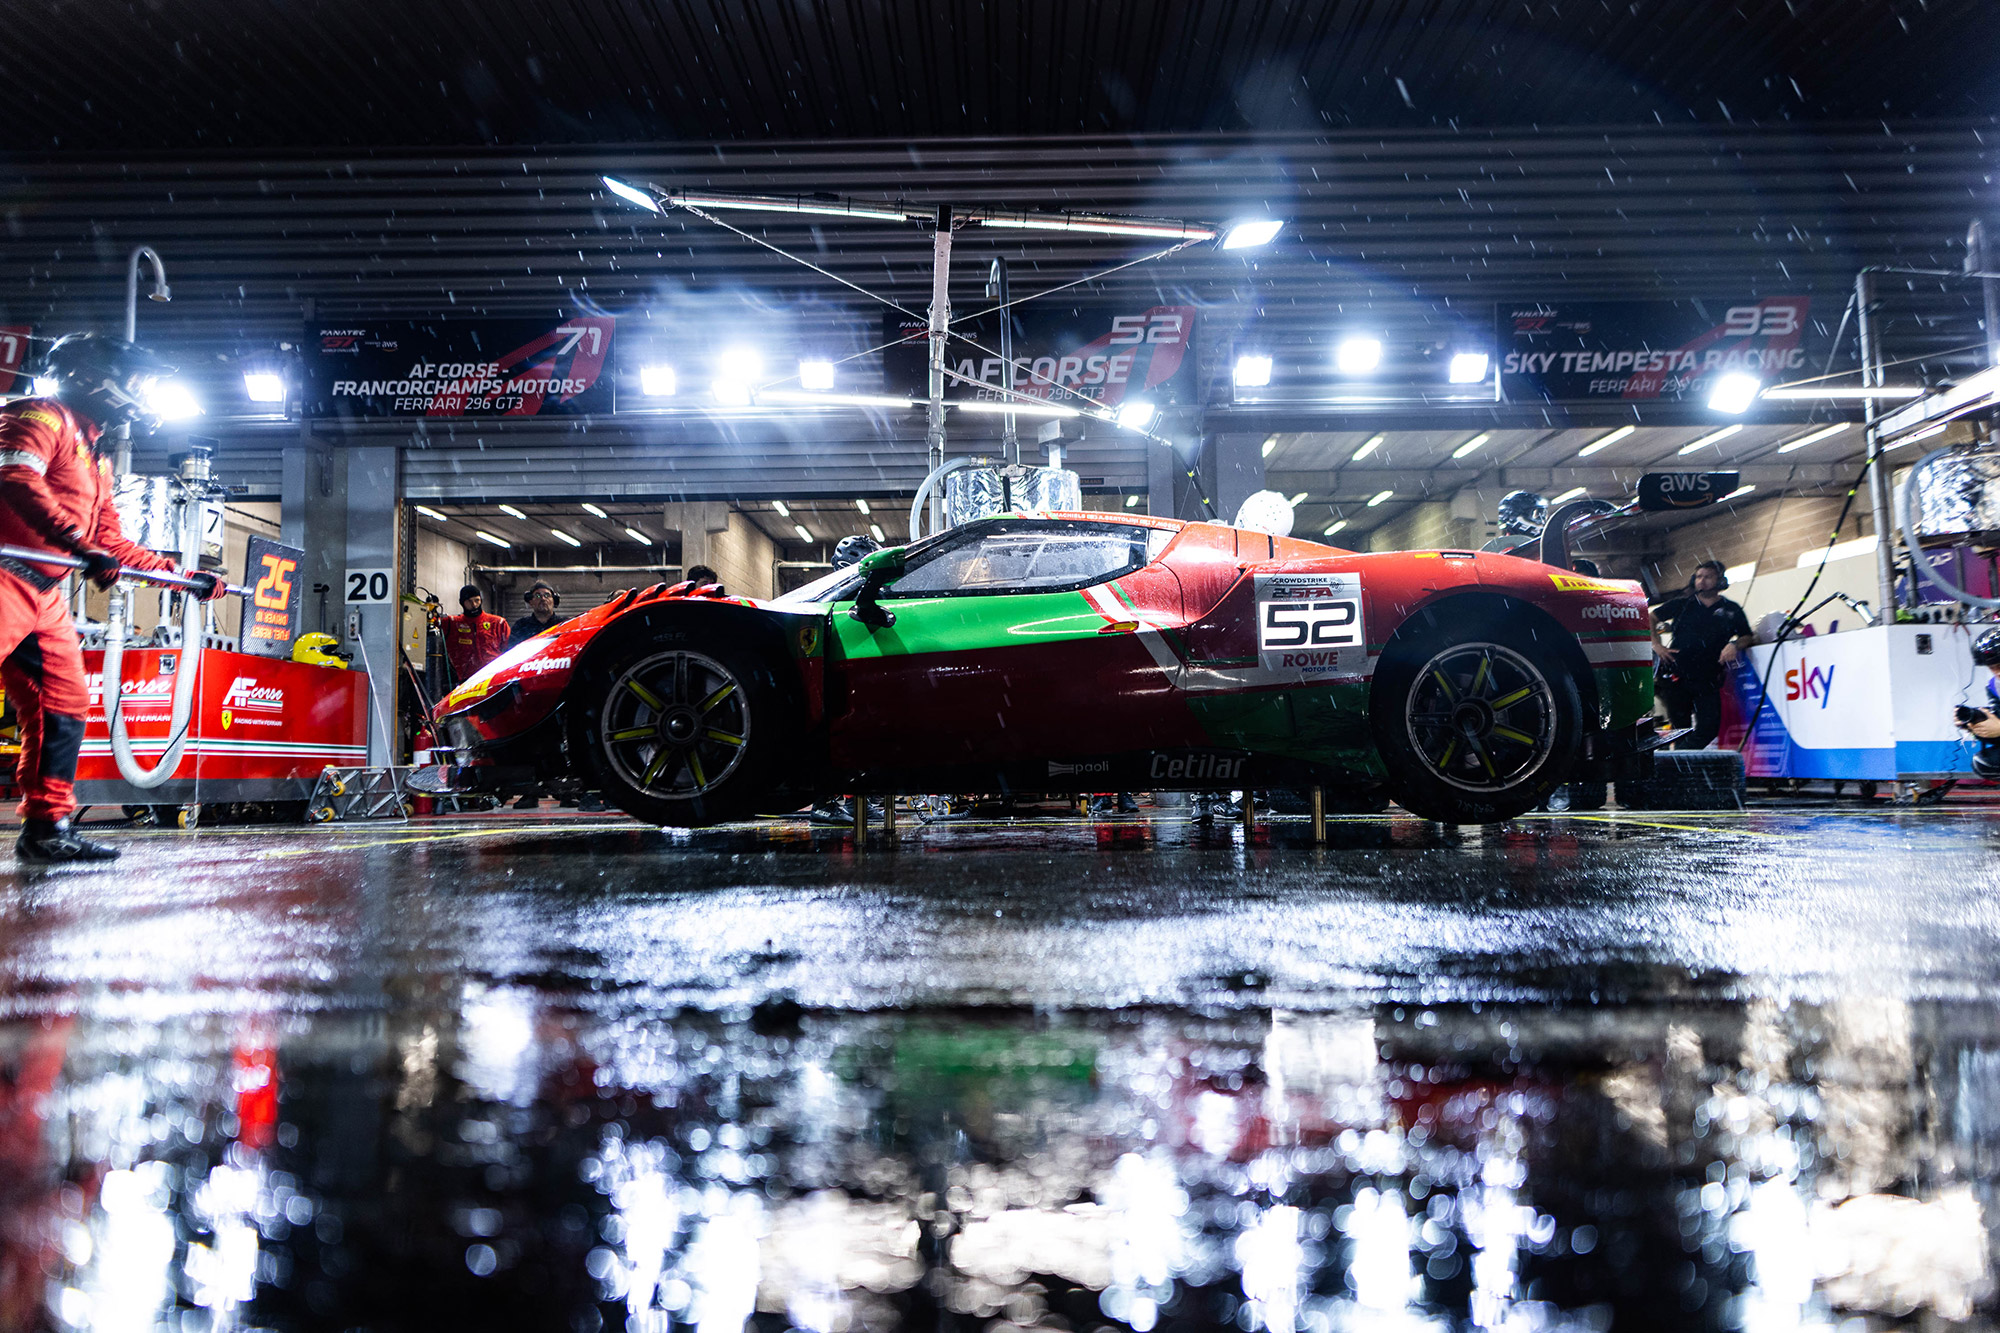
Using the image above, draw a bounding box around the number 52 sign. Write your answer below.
[1254,572,1367,680]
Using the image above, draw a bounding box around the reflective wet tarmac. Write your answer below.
[2,804,1998,1332]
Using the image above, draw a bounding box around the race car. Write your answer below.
[418,504,1670,824]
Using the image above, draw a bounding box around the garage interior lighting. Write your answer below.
[601,177,664,213]
[414,505,449,523]
[1576,424,1636,457]
[793,524,813,543]
[1351,433,1385,462]
[623,527,652,545]
[1261,434,1280,458]
[1116,400,1157,430]
[549,528,582,548]
[1677,424,1743,455]
[1324,520,1348,536]
[499,504,527,520]
[1451,432,1491,459]
[952,398,1080,419]
[1551,486,1588,504]
[712,379,753,406]
[1220,219,1284,250]
[1709,373,1762,414]
[1233,355,1273,388]
[1891,421,1950,449]
[638,365,677,397]
[799,359,836,391]
[855,498,871,514]
[1367,489,1394,507]
[1723,483,1757,501]
[243,371,286,403]
[1336,338,1383,374]
[1448,352,1490,384]
[712,346,762,405]
[759,390,920,409]
[1125,495,1141,507]
[869,523,886,542]
[581,502,608,518]
[473,530,511,547]
[1761,385,1924,400]
[771,500,791,517]
[1288,491,1309,506]
[1777,422,1851,453]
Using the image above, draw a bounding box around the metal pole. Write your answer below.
[1855,270,1901,625]
[119,246,169,478]
[926,207,954,536]
[1971,222,2000,369]
[1310,786,1326,843]
[1239,789,1255,830]
[851,793,867,849]
[987,258,1018,464]
[883,795,897,839]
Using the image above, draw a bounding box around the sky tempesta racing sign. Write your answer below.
[1497,297,1816,403]
[302,316,615,418]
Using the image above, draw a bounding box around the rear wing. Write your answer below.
[1537,471,1740,571]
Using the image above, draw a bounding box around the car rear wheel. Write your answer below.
[1371,611,1583,823]
[569,630,790,826]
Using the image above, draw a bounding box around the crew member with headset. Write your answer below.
[1957,628,2000,779]
[1651,559,1753,751]
[508,579,566,647]
[0,334,226,861]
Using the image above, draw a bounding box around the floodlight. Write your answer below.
[1233,355,1273,388]
[1221,219,1283,250]
[1116,400,1157,430]
[639,365,676,397]
[243,371,286,403]
[711,379,753,406]
[602,177,663,214]
[799,359,836,391]
[1448,352,1490,384]
[31,376,57,396]
[1708,373,1761,414]
[1576,425,1636,458]
[1337,338,1383,374]
[144,380,201,420]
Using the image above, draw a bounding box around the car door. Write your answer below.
[825,518,1197,772]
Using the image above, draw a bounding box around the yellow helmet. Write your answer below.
[292,632,349,668]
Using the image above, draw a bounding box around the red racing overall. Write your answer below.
[0,399,177,821]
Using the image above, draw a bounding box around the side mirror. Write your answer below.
[849,546,907,629]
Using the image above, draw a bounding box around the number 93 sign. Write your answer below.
[1255,572,1367,680]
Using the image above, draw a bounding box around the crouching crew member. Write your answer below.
[0,334,224,862]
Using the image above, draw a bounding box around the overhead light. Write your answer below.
[1367,490,1394,507]
[1448,352,1490,384]
[1777,422,1851,453]
[711,379,753,406]
[144,380,201,420]
[1576,424,1636,458]
[799,359,836,391]
[793,524,813,543]
[499,504,527,520]
[1323,520,1348,535]
[1116,400,1157,430]
[1351,433,1385,462]
[1233,355,1273,388]
[549,527,582,548]
[869,523,885,542]
[581,502,608,518]
[1890,421,1950,449]
[759,390,919,409]
[1551,486,1588,505]
[243,371,286,403]
[1722,483,1757,501]
[639,364,677,397]
[1336,338,1383,374]
[414,505,449,522]
[1125,495,1141,508]
[473,530,511,547]
[1261,434,1280,458]
[1761,385,1924,400]
[1221,218,1284,250]
[1708,373,1762,414]
[1677,424,1743,456]
[855,498,871,515]
[952,398,1079,418]
[1725,562,1757,585]
[665,189,915,223]
[1451,432,1491,459]
[623,526,652,545]
[771,499,791,518]
[31,375,57,396]
[602,176,664,213]
[972,211,1216,242]
[1287,491,1308,506]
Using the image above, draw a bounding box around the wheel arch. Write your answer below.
[1381,591,1599,723]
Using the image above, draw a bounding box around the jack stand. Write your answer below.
[1310,786,1327,843]
[1240,790,1255,830]
[851,794,867,849]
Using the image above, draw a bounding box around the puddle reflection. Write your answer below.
[2,994,1994,1331]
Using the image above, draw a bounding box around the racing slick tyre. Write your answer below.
[567,625,794,828]
[1370,607,1585,824]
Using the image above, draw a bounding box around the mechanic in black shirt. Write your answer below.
[1651,559,1753,750]
[507,579,566,648]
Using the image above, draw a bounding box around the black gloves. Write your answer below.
[78,549,120,590]
[185,570,226,601]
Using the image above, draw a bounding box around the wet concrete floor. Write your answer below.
[1,802,1998,1332]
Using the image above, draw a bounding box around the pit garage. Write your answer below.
[2,3,2000,1330]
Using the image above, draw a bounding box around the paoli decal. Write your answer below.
[1254,573,1366,679]
[1047,759,1112,777]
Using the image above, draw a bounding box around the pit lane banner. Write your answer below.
[882,305,1196,407]
[1498,298,1815,403]
[303,316,615,418]
[241,535,305,659]
[0,325,29,395]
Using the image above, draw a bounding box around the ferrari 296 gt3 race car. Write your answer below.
[418,504,1672,825]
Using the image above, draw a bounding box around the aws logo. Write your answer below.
[1784,660,1836,708]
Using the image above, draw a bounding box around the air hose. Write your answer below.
[101,582,207,787]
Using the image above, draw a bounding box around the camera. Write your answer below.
[1955,704,1988,726]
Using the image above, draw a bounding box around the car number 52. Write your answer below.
[1260,599,1362,648]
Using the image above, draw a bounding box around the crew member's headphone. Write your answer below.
[1691,559,1729,592]
[524,580,562,609]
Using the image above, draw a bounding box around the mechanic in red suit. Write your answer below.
[0,334,223,862]
[442,583,510,682]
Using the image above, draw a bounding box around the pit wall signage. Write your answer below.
[1497,298,1813,403]
[881,305,1196,407]
[303,316,615,418]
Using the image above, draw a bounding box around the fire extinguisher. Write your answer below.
[410,725,437,815]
